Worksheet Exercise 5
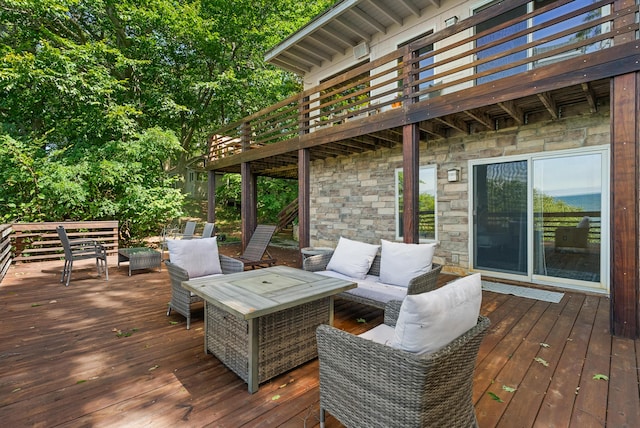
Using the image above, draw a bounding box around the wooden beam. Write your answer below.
[207,171,216,224]
[464,108,494,130]
[581,82,598,113]
[402,123,420,243]
[419,121,446,139]
[435,115,469,134]
[298,148,310,253]
[497,100,524,125]
[537,92,559,119]
[241,163,257,252]
[610,72,639,338]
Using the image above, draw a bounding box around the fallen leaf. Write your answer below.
[49,300,57,304]
[502,385,516,393]
[488,392,503,402]
[356,318,366,323]
[149,365,159,371]
[76,380,87,384]
[534,357,549,367]
[272,394,281,401]
[540,343,550,348]
[593,374,609,381]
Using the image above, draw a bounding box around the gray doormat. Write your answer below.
[482,281,564,303]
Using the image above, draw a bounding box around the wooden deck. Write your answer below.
[0,256,638,427]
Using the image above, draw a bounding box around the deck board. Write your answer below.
[0,257,634,427]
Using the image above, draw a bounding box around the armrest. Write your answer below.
[164,260,189,284]
[219,254,244,274]
[407,263,442,295]
[302,251,334,271]
[383,300,403,327]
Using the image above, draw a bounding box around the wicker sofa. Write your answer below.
[303,251,442,309]
[165,254,244,329]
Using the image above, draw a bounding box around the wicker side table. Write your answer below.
[118,247,162,276]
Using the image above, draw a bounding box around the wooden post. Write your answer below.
[241,121,257,251]
[207,170,216,224]
[402,123,420,244]
[298,149,310,251]
[610,72,639,338]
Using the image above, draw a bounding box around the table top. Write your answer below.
[118,247,159,256]
[182,266,356,320]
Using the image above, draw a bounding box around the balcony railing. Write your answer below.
[208,0,635,165]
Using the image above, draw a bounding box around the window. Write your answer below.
[398,32,435,101]
[395,166,437,241]
[475,0,611,84]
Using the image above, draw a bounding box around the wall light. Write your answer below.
[447,168,461,182]
[445,16,459,27]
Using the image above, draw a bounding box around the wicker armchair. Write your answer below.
[165,254,243,329]
[303,251,442,308]
[317,300,490,428]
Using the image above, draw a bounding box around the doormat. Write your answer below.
[482,281,564,304]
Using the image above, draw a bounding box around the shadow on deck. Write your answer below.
[0,254,636,427]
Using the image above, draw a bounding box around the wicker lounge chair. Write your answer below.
[56,225,108,287]
[233,224,277,269]
[317,300,490,428]
[304,251,442,309]
[165,254,244,329]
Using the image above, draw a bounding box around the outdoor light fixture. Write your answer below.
[445,16,459,27]
[447,168,461,182]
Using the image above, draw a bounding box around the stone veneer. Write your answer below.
[309,107,610,275]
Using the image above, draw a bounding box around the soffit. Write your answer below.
[265,0,442,75]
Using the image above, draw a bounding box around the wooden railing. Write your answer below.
[11,221,119,263]
[0,224,12,282]
[208,0,633,163]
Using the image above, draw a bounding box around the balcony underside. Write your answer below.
[210,76,611,179]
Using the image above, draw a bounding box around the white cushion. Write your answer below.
[379,239,435,287]
[359,324,395,346]
[316,270,407,304]
[391,273,482,354]
[577,216,590,229]
[167,237,221,278]
[326,237,380,280]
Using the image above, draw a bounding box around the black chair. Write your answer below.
[56,225,108,286]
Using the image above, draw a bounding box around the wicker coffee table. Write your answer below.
[182,265,356,393]
[118,247,162,276]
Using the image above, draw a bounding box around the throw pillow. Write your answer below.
[326,237,380,279]
[167,237,221,278]
[391,273,482,354]
[379,239,435,287]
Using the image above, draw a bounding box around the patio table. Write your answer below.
[118,247,162,276]
[182,265,356,393]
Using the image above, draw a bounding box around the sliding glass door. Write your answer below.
[471,148,608,291]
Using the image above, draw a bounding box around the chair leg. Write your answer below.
[319,408,325,428]
[167,304,172,316]
[186,314,191,330]
[65,259,73,286]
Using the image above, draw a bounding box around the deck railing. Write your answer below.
[10,221,119,263]
[208,0,633,164]
[0,224,12,282]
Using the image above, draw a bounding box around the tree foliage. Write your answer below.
[0,0,331,241]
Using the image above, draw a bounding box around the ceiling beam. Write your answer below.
[367,0,403,26]
[398,0,421,17]
[581,82,598,113]
[419,121,446,139]
[497,100,524,125]
[313,28,351,53]
[347,8,387,34]
[435,115,469,134]
[537,92,559,120]
[284,48,323,68]
[270,57,310,75]
[294,43,333,62]
[333,17,371,43]
[464,108,494,130]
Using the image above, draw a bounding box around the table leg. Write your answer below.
[247,318,259,393]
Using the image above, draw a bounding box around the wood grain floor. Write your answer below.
[0,257,637,427]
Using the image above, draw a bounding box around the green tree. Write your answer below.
[0,0,331,241]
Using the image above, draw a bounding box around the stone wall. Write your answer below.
[309,108,610,274]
